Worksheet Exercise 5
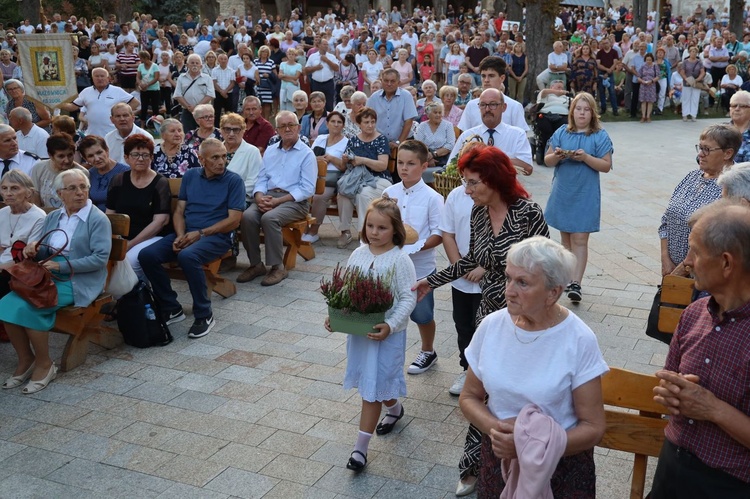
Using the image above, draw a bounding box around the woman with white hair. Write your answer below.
[0,169,111,394]
[392,48,414,88]
[439,85,463,127]
[459,236,607,497]
[718,161,750,203]
[414,101,455,175]
[291,90,308,123]
[416,79,438,122]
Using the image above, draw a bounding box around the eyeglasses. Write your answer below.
[221,127,242,134]
[197,115,215,120]
[729,104,750,109]
[277,124,299,131]
[60,184,89,193]
[695,144,723,155]
[478,102,502,110]
[129,152,152,160]
[461,178,483,189]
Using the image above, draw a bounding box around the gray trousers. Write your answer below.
[241,191,309,268]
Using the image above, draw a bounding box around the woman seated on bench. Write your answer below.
[106,134,171,281]
[0,169,111,394]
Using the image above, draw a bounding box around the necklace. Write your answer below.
[513,306,564,345]
[8,205,29,239]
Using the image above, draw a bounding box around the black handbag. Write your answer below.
[645,287,673,345]
[117,281,173,348]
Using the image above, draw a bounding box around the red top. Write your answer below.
[664,296,750,483]
[243,116,275,153]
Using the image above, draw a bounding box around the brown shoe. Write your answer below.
[236,263,267,283]
[261,267,288,286]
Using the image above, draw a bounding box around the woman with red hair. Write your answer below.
[414,143,549,496]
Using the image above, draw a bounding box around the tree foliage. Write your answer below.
[133,0,195,25]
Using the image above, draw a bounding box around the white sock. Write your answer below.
[352,430,372,464]
[379,400,402,425]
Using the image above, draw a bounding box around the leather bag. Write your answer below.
[3,229,71,309]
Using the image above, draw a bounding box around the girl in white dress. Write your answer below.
[325,197,417,471]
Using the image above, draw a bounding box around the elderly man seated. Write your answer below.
[9,107,49,159]
[650,199,750,498]
[534,79,572,162]
[241,96,274,154]
[104,103,154,163]
[138,138,245,339]
[237,110,316,287]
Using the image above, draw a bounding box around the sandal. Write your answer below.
[100,301,118,322]
[376,404,404,435]
[346,450,367,471]
[2,363,35,389]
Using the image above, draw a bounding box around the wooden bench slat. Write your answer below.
[601,368,671,414]
[600,410,668,457]
[660,275,694,305]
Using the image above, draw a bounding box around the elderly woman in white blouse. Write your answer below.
[414,101,456,182]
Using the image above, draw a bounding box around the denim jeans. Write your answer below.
[598,73,618,112]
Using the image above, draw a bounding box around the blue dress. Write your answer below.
[544,127,613,233]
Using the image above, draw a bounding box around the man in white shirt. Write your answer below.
[304,38,340,112]
[457,57,529,132]
[401,27,419,56]
[59,68,139,138]
[9,107,49,159]
[116,24,138,52]
[211,53,236,127]
[451,88,532,176]
[0,125,39,177]
[548,41,569,84]
[104,103,154,163]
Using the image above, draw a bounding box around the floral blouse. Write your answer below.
[151,143,201,178]
[184,128,223,154]
[346,134,391,182]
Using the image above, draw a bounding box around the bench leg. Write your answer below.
[297,244,315,262]
[205,272,236,298]
[630,454,647,499]
[60,332,91,372]
[89,324,123,349]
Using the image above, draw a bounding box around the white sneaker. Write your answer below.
[301,233,320,243]
[449,371,467,396]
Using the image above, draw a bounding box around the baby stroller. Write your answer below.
[526,90,573,166]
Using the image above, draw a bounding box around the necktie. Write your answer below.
[487,128,495,146]
[2,159,11,178]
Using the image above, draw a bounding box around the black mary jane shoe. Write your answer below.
[375,405,404,435]
[346,450,367,471]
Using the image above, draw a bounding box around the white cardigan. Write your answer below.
[226,140,263,201]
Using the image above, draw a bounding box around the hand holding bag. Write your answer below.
[3,229,71,309]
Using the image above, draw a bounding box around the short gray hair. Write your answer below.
[9,106,31,123]
[292,90,308,102]
[700,123,742,154]
[192,103,213,119]
[160,118,183,134]
[439,85,458,98]
[688,198,750,272]
[4,79,23,92]
[339,85,356,100]
[507,236,577,290]
[421,79,437,91]
[198,137,224,156]
[425,101,444,115]
[52,169,89,192]
[350,91,367,104]
[1,169,35,196]
[718,162,750,202]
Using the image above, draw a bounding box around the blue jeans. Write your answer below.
[598,73,618,112]
[138,233,231,320]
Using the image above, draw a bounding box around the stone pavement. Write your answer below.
[0,119,722,498]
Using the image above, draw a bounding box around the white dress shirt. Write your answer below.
[449,122,532,165]
[305,51,340,82]
[458,95,529,132]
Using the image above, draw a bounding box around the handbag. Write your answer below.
[106,259,139,297]
[117,281,173,348]
[337,165,377,199]
[3,229,71,309]
[645,287,673,345]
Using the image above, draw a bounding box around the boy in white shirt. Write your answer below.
[383,141,443,374]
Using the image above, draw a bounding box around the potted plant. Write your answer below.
[321,264,394,335]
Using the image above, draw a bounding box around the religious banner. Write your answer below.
[501,21,521,31]
[16,34,76,110]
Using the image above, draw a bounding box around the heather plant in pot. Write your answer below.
[321,264,394,335]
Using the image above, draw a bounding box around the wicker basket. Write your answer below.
[433,172,462,199]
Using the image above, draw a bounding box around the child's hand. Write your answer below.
[324,317,332,332]
[412,279,431,302]
[368,322,391,341]
[465,266,485,283]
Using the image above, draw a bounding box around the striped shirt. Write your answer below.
[664,296,750,482]
[116,51,140,76]
[211,66,235,92]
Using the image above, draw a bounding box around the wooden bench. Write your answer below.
[165,178,236,298]
[53,213,130,372]
[599,367,670,499]
[657,275,695,335]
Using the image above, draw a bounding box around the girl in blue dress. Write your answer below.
[543,92,613,303]
[324,197,417,472]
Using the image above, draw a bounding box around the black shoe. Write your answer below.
[376,404,404,435]
[188,315,215,338]
[163,308,186,325]
[613,110,619,116]
[346,450,367,471]
[407,351,437,374]
[568,282,582,303]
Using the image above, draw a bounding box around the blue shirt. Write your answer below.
[375,40,394,56]
[88,162,130,212]
[631,53,645,83]
[179,167,246,238]
[366,88,419,143]
[254,138,317,202]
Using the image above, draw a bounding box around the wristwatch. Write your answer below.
[199,229,206,238]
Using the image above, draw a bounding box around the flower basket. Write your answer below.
[433,172,462,199]
[328,306,386,336]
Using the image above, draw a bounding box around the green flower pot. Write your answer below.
[328,306,386,336]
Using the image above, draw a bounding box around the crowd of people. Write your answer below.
[0,3,747,499]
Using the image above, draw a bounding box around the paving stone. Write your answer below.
[0,392,46,417]
[11,423,82,452]
[410,440,464,468]
[260,453,332,485]
[263,480,335,499]
[210,399,272,423]
[125,381,186,404]
[0,446,73,477]
[171,372,230,394]
[166,389,228,413]
[202,419,277,446]
[83,373,145,395]
[214,365,268,385]
[47,457,174,494]
[24,382,97,406]
[0,417,37,439]
[210,379,272,402]
[258,430,326,458]
[0,473,98,499]
[374,478,447,499]
[155,482,231,499]
[204,467,278,498]
[208,442,278,473]
[315,465,388,497]
[365,453,434,484]
[153,454,227,487]
[177,343,231,360]
[91,358,146,376]
[255,408,321,434]
[0,440,26,461]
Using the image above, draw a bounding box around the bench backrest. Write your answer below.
[315,157,327,196]
[107,213,130,262]
[658,275,695,335]
[599,367,669,499]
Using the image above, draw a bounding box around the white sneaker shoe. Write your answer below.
[301,233,320,243]
[449,371,467,396]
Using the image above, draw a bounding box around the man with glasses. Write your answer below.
[58,68,139,138]
[449,88,532,176]
[237,111,316,286]
[139,138,245,339]
[173,54,215,134]
[104,103,154,163]
[729,90,750,162]
[366,68,418,149]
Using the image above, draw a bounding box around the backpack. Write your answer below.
[117,281,173,348]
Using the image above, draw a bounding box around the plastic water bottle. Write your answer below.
[144,304,156,321]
